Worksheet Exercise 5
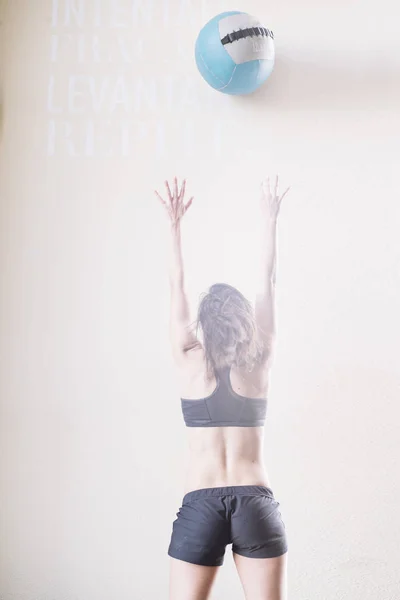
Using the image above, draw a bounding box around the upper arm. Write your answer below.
[254,278,276,363]
[169,283,201,363]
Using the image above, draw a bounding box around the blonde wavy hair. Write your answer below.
[196,283,263,378]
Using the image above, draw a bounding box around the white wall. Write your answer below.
[1,1,399,599]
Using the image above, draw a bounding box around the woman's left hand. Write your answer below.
[155,177,193,227]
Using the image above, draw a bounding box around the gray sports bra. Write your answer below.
[181,366,267,427]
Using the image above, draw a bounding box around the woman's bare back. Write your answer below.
[177,348,271,494]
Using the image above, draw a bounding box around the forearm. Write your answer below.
[168,223,185,287]
[260,220,278,286]
[168,223,192,325]
[255,220,278,349]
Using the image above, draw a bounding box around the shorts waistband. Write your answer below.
[183,485,274,504]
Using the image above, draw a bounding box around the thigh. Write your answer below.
[233,552,288,600]
[169,557,219,600]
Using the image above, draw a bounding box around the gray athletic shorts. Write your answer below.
[168,485,288,567]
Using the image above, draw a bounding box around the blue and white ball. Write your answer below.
[195,11,275,95]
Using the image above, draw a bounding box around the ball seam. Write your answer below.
[217,65,237,91]
[198,52,235,89]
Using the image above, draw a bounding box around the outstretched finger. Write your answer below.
[179,179,187,201]
[274,175,279,197]
[164,180,173,202]
[183,196,194,213]
[173,177,179,202]
[155,191,171,219]
[154,190,166,206]
[278,186,291,205]
[262,177,270,194]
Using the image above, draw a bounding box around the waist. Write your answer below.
[183,426,267,493]
[182,484,274,504]
[184,456,269,495]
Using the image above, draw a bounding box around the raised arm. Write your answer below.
[155,177,199,364]
[255,176,290,363]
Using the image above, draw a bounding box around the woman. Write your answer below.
[155,176,290,600]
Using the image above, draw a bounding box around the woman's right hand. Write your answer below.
[260,176,290,224]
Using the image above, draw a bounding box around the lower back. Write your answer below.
[183,426,270,494]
